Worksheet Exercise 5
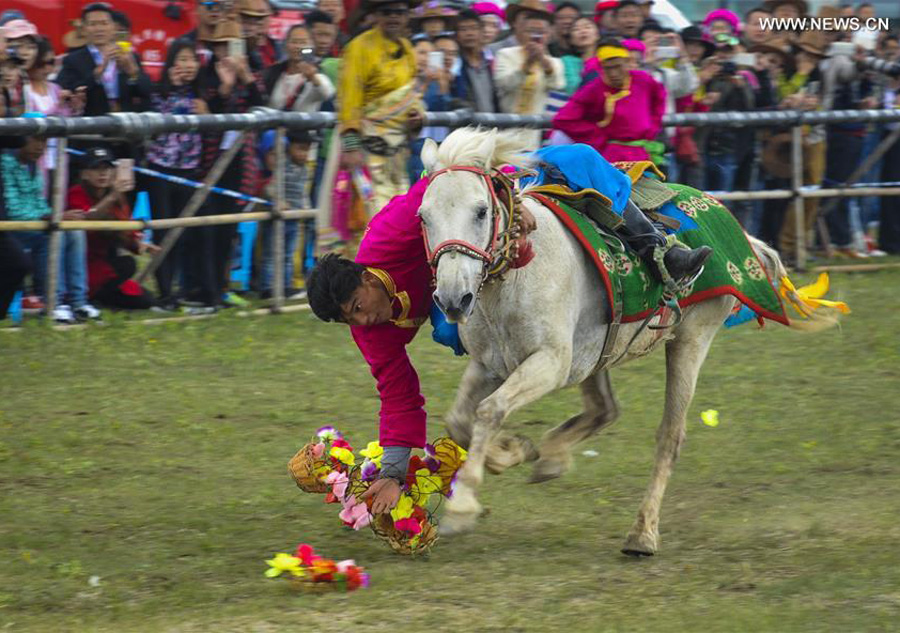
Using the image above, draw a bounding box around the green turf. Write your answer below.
[1,269,898,632]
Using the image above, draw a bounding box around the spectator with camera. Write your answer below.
[192,17,264,312]
[452,9,499,112]
[264,24,335,114]
[494,0,564,149]
[55,3,151,116]
[68,147,157,311]
[145,40,208,310]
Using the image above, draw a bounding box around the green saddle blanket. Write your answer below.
[528,184,789,325]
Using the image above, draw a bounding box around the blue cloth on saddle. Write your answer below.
[523,144,633,215]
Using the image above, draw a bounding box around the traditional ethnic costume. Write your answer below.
[553,45,667,165]
[317,8,425,253]
[346,144,709,470]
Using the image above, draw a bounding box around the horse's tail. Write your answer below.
[747,235,848,333]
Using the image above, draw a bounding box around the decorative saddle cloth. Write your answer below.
[527,181,789,326]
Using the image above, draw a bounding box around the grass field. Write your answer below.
[1,268,899,632]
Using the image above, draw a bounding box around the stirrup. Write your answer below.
[651,234,681,295]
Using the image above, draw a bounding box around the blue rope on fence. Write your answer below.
[66,148,273,207]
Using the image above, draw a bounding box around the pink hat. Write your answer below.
[622,38,645,57]
[472,2,505,21]
[2,18,38,40]
[702,9,741,36]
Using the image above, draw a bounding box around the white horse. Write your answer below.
[418,128,840,555]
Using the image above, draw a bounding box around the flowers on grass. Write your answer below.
[265,543,368,592]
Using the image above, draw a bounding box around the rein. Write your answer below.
[423,165,530,286]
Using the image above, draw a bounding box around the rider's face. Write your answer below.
[340,272,394,327]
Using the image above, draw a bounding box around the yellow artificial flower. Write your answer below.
[265,553,305,578]
[390,493,415,522]
[432,438,468,494]
[359,441,383,466]
[700,409,719,427]
[409,468,442,507]
[329,446,355,466]
[780,274,850,317]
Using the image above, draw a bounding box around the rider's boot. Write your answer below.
[617,200,713,286]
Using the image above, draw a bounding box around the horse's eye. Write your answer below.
[476,206,488,221]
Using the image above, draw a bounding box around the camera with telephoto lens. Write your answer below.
[720,60,737,76]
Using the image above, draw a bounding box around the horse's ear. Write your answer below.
[474,128,497,169]
[421,138,440,174]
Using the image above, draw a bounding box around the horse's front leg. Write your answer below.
[445,359,503,450]
[443,347,571,534]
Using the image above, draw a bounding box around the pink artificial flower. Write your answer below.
[339,496,371,530]
[311,443,326,459]
[326,471,349,500]
[394,518,423,536]
[296,543,315,566]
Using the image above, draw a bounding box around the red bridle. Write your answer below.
[422,165,513,280]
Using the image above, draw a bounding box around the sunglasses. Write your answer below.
[378,7,408,16]
[200,1,224,10]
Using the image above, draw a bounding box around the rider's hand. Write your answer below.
[361,477,402,514]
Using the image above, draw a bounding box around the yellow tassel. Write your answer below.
[780,274,850,316]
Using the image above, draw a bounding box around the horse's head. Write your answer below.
[419,127,530,323]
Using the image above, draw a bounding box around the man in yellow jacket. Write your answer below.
[338,0,425,211]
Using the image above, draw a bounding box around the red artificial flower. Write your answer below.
[296,543,315,566]
[393,517,422,536]
[311,557,337,582]
[331,438,353,452]
[345,566,362,590]
[411,505,427,524]
[405,455,427,488]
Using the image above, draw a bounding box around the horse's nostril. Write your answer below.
[433,294,447,315]
[459,292,474,313]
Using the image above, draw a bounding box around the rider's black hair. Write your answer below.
[306,253,367,323]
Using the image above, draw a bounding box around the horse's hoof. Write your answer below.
[485,434,539,475]
[621,531,658,557]
[439,510,480,536]
[527,457,570,484]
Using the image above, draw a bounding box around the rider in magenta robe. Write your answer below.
[553,41,667,164]
[306,143,710,514]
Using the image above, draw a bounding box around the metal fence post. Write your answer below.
[271,127,286,313]
[44,137,68,318]
[791,124,805,271]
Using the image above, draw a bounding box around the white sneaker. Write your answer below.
[52,304,77,324]
[74,304,102,320]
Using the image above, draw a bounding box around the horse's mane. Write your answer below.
[434,127,533,171]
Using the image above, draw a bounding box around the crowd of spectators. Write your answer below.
[1,0,900,324]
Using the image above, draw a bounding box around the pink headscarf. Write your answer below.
[702,9,741,36]
[472,2,506,24]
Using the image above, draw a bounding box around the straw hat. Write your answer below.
[795,30,828,57]
[203,18,243,42]
[749,42,790,63]
[506,0,553,26]
[235,0,273,17]
[411,1,458,26]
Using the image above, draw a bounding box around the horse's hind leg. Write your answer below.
[622,300,729,556]
[529,370,620,483]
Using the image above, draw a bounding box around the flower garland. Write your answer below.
[288,426,468,555]
[265,542,369,592]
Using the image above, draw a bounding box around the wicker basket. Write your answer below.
[370,513,439,555]
[288,444,329,493]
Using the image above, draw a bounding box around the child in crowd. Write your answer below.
[67,147,157,310]
[2,131,100,323]
[257,129,313,300]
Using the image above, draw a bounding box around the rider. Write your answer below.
[307,141,711,513]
